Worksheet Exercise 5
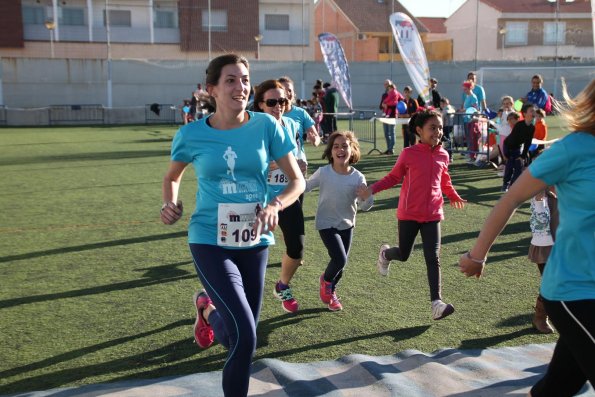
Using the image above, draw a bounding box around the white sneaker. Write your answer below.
[377,244,391,276]
[432,300,455,320]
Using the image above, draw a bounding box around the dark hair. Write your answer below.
[253,79,286,112]
[278,76,293,85]
[322,131,361,164]
[521,102,535,115]
[204,54,249,110]
[409,109,442,137]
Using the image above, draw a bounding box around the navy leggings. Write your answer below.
[318,227,353,288]
[190,244,268,397]
[384,220,442,301]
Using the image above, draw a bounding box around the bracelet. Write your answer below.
[271,197,283,211]
[466,251,486,265]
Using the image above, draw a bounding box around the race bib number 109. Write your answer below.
[217,202,262,247]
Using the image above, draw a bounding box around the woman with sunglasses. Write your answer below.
[254,79,308,313]
[160,55,304,397]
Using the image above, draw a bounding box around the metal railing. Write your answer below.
[48,104,105,125]
[145,103,176,124]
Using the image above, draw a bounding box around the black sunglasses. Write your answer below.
[264,98,288,107]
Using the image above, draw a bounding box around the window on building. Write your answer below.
[154,10,176,28]
[544,21,565,45]
[103,9,132,27]
[22,6,45,25]
[265,14,289,31]
[504,21,528,45]
[202,10,227,32]
[60,8,85,26]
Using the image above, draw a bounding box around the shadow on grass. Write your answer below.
[0,231,187,264]
[0,308,429,395]
[0,320,227,396]
[0,260,195,309]
[458,327,536,350]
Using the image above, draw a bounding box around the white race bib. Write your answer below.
[217,202,262,247]
[268,168,289,186]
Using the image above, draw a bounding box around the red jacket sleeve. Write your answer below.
[440,166,463,202]
[371,152,406,194]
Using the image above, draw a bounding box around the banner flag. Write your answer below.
[389,13,431,106]
[318,32,353,110]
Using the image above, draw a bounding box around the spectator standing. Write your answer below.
[321,82,339,142]
[466,72,487,111]
[401,85,419,148]
[381,82,404,155]
[429,77,442,108]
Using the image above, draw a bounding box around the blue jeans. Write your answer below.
[190,244,268,397]
[383,122,395,152]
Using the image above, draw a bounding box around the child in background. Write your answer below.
[306,131,373,311]
[500,95,515,122]
[401,86,419,148]
[528,185,558,334]
[497,111,521,177]
[440,97,456,161]
[357,109,466,320]
[502,103,535,192]
[533,108,548,153]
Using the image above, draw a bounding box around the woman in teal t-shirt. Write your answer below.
[160,54,304,397]
[459,79,595,397]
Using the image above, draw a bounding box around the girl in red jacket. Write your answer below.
[357,109,466,320]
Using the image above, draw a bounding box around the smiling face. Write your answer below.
[261,88,287,120]
[207,63,250,112]
[416,115,443,146]
[331,135,353,166]
[531,78,542,90]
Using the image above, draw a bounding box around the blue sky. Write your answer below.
[398,0,466,18]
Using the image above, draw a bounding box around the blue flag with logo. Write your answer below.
[318,32,353,111]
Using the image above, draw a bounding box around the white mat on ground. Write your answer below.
[7,343,595,397]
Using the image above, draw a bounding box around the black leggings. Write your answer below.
[384,220,442,301]
[531,298,595,397]
[277,197,305,260]
[318,227,353,288]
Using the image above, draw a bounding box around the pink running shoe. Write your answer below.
[273,281,299,313]
[193,290,214,348]
[328,291,343,311]
[319,274,333,304]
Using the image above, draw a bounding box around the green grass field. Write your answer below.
[0,119,567,395]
